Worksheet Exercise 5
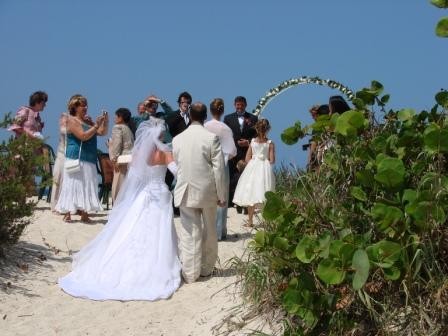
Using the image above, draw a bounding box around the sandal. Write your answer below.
[80,213,92,224]
[62,213,72,223]
[243,221,254,228]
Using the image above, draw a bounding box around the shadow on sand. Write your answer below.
[223,231,253,243]
[0,241,71,297]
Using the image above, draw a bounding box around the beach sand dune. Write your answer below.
[0,200,266,336]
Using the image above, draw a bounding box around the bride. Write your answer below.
[58,118,181,301]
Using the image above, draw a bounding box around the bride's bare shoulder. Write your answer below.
[148,150,173,165]
[148,150,163,165]
[164,151,174,164]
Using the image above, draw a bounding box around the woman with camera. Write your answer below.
[55,95,108,223]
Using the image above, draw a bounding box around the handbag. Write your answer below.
[117,153,132,164]
[64,158,81,173]
[64,132,83,174]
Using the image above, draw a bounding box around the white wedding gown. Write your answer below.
[58,164,181,301]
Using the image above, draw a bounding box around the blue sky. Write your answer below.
[1,1,447,168]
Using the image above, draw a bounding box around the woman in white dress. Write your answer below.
[55,95,108,223]
[58,118,181,301]
[233,119,275,227]
[204,98,237,241]
[50,112,68,212]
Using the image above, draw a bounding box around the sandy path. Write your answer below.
[0,200,261,336]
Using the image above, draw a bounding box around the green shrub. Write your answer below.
[431,0,448,38]
[0,113,45,249]
[235,83,448,335]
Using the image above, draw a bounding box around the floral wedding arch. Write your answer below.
[252,76,355,116]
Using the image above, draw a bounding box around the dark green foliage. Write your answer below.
[0,113,44,248]
[431,0,448,37]
[236,83,448,335]
[431,0,448,9]
[281,122,304,145]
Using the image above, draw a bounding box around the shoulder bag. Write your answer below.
[64,132,83,174]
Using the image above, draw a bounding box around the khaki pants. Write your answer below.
[111,164,128,203]
[177,206,218,283]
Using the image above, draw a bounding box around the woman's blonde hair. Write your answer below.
[67,94,87,115]
[254,118,271,138]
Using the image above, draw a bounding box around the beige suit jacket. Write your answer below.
[108,124,134,162]
[173,123,226,208]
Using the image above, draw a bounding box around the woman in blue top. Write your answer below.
[55,95,108,223]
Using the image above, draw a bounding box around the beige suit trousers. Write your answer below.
[178,206,218,283]
[111,164,128,203]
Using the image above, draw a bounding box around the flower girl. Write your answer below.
[233,119,275,226]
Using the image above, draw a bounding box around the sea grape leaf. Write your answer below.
[352,249,370,290]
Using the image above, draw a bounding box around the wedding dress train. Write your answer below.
[59,119,181,301]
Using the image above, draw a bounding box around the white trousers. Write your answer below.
[178,206,218,283]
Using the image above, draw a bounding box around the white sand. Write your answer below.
[0,199,268,336]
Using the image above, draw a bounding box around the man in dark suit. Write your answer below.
[165,91,193,215]
[223,96,258,212]
[165,91,192,138]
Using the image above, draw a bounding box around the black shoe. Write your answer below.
[173,207,180,216]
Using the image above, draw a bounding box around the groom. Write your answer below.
[172,102,226,283]
[224,96,258,212]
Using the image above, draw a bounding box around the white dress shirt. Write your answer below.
[237,113,244,130]
[180,111,189,125]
